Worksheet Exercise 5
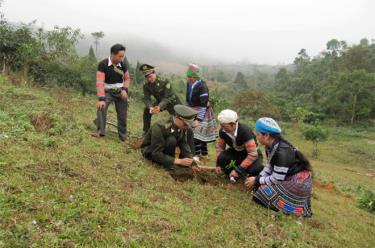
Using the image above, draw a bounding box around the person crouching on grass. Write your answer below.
[141,104,201,173]
[245,117,313,217]
[215,109,264,181]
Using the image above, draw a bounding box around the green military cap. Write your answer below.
[140,64,155,77]
[174,105,198,128]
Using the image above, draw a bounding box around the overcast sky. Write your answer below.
[2,0,374,64]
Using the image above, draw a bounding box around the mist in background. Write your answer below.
[3,0,374,66]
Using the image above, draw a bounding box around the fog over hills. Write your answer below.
[77,32,285,76]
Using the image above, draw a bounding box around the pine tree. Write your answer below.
[233,72,247,87]
[88,45,96,60]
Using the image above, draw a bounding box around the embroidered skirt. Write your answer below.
[191,106,218,143]
[253,170,312,217]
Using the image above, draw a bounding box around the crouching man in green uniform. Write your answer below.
[141,104,200,172]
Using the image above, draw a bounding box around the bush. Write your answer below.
[302,122,328,158]
[231,90,281,119]
[29,59,80,87]
[210,89,229,113]
[357,188,375,214]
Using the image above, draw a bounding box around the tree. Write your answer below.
[290,107,314,127]
[293,48,310,70]
[233,71,247,88]
[45,26,82,63]
[326,39,342,57]
[341,41,375,72]
[91,31,104,57]
[360,38,369,47]
[273,38,375,123]
[275,68,290,92]
[338,70,375,124]
[134,61,144,85]
[77,56,96,96]
[231,90,281,119]
[0,21,42,75]
[216,70,229,82]
[0,0,5,24]
[88,45,96,60]
[302,122,328,158]
[210,88,229,113]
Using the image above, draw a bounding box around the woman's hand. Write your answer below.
[191,165,201,173]
[229,170,239,179]
[215,166,222,175]
[245,177,256,189]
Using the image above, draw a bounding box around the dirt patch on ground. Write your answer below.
[313,180,355,200]
[10,93,37,101]
[129,137,143,150]
[344,168,375,178]
[313,181,336,193]
[169,166,246,188]
[30,112,55,131]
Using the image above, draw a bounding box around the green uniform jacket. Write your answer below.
[143,78,181,110]
[141,117,193,168]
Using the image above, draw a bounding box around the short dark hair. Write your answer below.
[110,44,126,54]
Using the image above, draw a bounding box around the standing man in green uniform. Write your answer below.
[140,64,181,134]
[141,105,200,172]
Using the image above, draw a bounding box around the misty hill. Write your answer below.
[77,33,214,74]
[76,33,287,76]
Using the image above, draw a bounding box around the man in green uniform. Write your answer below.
[141,64,181,134]
[141,104,200,172]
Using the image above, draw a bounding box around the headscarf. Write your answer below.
[255,117,282,134]
[186,63,201,79]
[218,109,238,124]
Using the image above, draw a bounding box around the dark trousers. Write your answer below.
[97,91,128,141]
[164,135,177,158]
[142,135,177,169]
[217,148,263,176]
[187,128,195,156]
[143,104,175,133]
[194,139,208,156]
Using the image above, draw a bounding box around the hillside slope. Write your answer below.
[0,76,374,247]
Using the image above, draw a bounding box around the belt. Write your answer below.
[106,88,122,93]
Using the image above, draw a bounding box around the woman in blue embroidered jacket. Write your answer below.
[185,64,217,160]
[245,117,313,217]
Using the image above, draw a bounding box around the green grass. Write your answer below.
[0,76,374,247]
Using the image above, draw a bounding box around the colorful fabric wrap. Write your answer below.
[253,170,312,217]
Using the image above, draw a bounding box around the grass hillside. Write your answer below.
[0,75,374,248]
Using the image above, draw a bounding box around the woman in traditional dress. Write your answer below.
[185,63,217,161]
[245,117,313,217]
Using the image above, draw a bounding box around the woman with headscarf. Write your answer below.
[185,63,217,161]
[245,117,313,217]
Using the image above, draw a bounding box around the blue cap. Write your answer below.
[255,117,282,134]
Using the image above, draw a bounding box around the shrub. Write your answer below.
[302,122,328,158]
[357,188,375,214]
